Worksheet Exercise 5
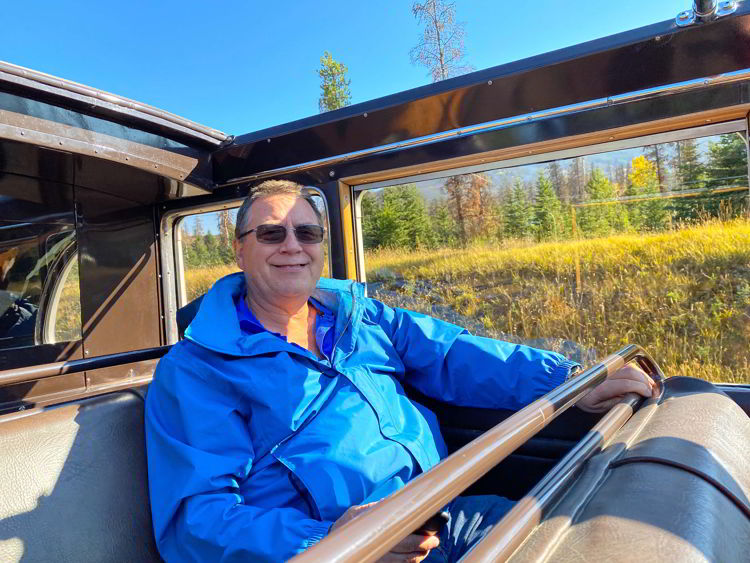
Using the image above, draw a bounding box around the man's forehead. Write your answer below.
[249,194,317,224]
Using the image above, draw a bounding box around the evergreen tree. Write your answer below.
[360,191,381,250]
[386,184,434,249]
[533,173,563,240]
[703,133,749,218]
[670,138,706,222]
[503,180,534,239]
[317,51,352,112]
[578,169,623,236]
[428,199,459,247]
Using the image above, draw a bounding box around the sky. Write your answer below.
[1,0,689,136]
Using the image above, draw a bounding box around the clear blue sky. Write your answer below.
[2,1,687,135]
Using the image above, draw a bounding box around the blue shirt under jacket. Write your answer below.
[145,273,579,563]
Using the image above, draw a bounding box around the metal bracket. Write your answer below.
[676,1,739,27]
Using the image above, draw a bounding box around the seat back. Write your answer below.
[0,390,161,562]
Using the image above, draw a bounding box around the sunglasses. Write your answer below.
[237,223,325,244]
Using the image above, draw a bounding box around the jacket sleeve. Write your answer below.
[364,298,579,411]
[145,350,332,563]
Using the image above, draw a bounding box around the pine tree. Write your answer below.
[503,180,534,239]
[428,199,459,247]
[387,184,434,249]
[670,138,706,222]
[704,133,749,218]
[317,51,352,112]
[579,169,622,236]
[533,173,563,240]
[360,191,381,250]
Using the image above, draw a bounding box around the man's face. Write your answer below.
[234,194,324,306]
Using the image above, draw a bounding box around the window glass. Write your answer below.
[178,193,331,304]
[0,180,81,350]
[360,130,750,383]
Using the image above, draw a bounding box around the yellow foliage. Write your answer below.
[628,155,659,192]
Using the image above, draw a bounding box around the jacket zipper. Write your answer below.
[331,285,356,365]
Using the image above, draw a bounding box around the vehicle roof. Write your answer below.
[0,60,229,148]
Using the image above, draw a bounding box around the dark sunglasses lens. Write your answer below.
[295,225,325,243]
[255,225,287,243]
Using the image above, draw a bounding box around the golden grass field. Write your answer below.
[186,219,750,383]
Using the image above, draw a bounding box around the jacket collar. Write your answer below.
[185,272,364,361]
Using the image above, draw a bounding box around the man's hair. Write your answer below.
[234,180,324,239]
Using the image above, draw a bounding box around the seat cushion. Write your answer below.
[0,390,161,562]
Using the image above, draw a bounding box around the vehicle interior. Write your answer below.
[1,3,750,562]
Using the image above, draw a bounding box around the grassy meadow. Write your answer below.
[186,219,750,383]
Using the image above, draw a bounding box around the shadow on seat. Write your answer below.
[0,390,162,562]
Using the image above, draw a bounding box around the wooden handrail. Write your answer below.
[290,345,663,563]
[461,392,648,562]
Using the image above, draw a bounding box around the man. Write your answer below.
[145,180,655,562]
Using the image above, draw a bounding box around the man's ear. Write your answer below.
[233,238,244,269]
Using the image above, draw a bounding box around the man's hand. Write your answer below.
[576,363,657,413]
[330,503,440,563]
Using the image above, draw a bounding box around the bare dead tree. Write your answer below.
[410,0,473,82]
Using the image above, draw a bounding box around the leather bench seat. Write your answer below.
[0,390,161,562]
[509,377,750,562]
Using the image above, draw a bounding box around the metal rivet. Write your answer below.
[19,131,24,136]
[85,350,90,355]
[329,170,335,177]
[609,136,614,140]
[363,112,368,118]
[655,36,661,41]
[487,80,493,85]
[267,138,271,143]
[58,141,63,145]
[125,157,129,161]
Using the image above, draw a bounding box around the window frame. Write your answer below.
[159,186,333,344]
[351,119,750,284]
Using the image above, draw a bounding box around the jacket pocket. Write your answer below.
[272,452,325,520]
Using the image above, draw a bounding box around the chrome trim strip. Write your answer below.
[219,69,750,187]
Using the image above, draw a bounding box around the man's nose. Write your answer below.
[278,227,303,252]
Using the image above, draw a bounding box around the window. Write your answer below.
[357,124,750,383]
[0,179,81,351]
[176,191,331,306]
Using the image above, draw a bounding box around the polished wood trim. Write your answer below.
[289,345,664,563]
[462,393,643,562]
[342,105,750,187]
[337,181,358,280]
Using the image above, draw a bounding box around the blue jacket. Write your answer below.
[145,273,578,562]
